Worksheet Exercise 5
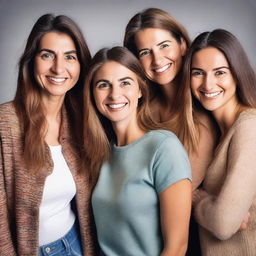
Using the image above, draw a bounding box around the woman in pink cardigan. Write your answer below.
[0,14,97,255]
[183,29,256,255]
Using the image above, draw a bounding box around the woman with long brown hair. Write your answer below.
[124,7,215,191]
[83,46,192,256]
[0,14,97,255]
[184,29,256,255]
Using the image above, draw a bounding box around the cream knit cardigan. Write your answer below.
[194,109,256,256]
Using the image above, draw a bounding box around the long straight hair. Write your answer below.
[83,46,160,185]
[124,8,199,153]
[182,29,256,115]
[14,13,91,172]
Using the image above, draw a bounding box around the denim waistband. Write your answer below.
[39,221,81,256]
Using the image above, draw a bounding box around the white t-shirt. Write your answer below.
[39,145,76,246]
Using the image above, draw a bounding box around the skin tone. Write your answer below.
[135,28,215,191]
[34,32,80,146]
[191,46,250,230]
[135,28,186,121]
[93,61,192,256]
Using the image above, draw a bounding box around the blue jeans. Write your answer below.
[38,222,83,256]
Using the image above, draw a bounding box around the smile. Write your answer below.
[47,76,67,83]
[201,91,223,98]
[154,64,171,73]
[107,103,127,109]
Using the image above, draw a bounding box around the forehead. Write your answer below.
[192,47,229,68]
[94,61,137,80]
[135,27,176,48]
[39,32,76,51]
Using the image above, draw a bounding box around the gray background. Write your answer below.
[0,0,255,104]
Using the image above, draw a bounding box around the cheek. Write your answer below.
[190,79,200,97]
[93,91,104,111]
[70,64,81,78]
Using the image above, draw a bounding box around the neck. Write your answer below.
[160,81,178,102]
[42,95,64,121]
[213,102,246,136]
[112,120,146,147]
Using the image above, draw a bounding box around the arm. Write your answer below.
[194,118,256,240]
[0,137,17,255]
[189,112,216,190]
[160,179,192,256]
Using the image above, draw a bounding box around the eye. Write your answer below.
[40,52,54,60]
[160,43,170,49]
[96,82,110,89]
[191,70,204,76]
[65,54,77,61]
[120,80,131,87]
[215,70,226,76]
[138,49,150,58]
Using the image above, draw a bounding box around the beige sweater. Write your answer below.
[0,102,98,256]
[194,109,256,256]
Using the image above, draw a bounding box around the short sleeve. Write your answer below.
[152,134,192,194]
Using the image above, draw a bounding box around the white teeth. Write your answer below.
[203,91,222,98]
[154,64,171,73]
[49,77,66,83]
[108,103,126,109]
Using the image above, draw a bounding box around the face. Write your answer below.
[191,47,238,116]
[34,32,80,100]
[93,61,142,128]
[134,28,186,86]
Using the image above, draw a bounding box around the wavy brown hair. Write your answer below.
[83,46,160,185]
[13,13,91,172]
[123,8,200,153]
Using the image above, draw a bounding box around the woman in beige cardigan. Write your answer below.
[183,29,256,255]
[0,14,97,255]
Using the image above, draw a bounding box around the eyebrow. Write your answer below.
[95,79,110,85]
[138,40,172,54]
[95,77,134,85]
[119,76,134,82]
[191,66,230,71]
[157,40,172,46]
[37,49,77,55]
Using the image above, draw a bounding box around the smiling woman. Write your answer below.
[34,32,81,101]
[83,46,192,256]
[0,13,97,256]
[182,29,256,256]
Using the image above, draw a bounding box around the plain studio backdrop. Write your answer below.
[0,0,255,104]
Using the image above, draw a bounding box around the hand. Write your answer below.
[239,212,250,231]
[192,189,208,205]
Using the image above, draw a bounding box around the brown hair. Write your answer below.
[83,46,160,184]
[124,8,199,153]
[13,13,91,172]
[183,29,256,112]
[124,7,190,57]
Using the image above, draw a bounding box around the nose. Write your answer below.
[51,56,65,74]
[152,50,163,66]
[202,74,214,91]
[108,85,121,100]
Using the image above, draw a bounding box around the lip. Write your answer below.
[153,63,172,73]
[200,91,223,98]
[106,102,127,111]
[46,76,67,84]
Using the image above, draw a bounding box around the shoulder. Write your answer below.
[230,109,256,139]
[0,101,17,125]
[149,129,184,148]
[149,130,189,161]
[236,108,256,125]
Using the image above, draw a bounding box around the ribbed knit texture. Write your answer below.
[0,102,98,256]
[194,109,256,256]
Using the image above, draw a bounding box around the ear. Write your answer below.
[138,88,142,99]
[180,37,187,57]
